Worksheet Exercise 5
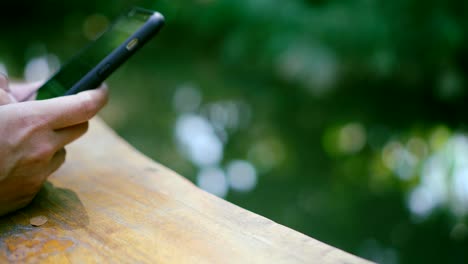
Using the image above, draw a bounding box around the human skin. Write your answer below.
[0,74,108,215]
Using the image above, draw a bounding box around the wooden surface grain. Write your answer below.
[0,118,371,263]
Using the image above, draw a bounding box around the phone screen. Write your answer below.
[35,9,157,100]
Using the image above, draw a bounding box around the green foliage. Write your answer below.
[1,0,468,263]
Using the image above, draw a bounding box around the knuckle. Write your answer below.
[48,149,67,175]
[58,149,67,163]
[15,187,41,205]
[9,121,48,156]
[23,143,55,165]
[77,122,90,138]
[55,157,66,171]
[14,196,35,209]
[2,133,17,152]
[79,122,89,134]
[58,157,66,168]
[36,143,55,159]
[17,110,48,132]
[11,179,44,206]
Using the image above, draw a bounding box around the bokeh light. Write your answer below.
[197,167,228,198]
[175,114,223,167]
[24,54,60,83]
[0,63,7,76]
[173,83,202,113]
[226,160,257,192]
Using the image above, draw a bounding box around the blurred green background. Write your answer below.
[1,0,468,263]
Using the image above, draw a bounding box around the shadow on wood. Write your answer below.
[0,118,371,263]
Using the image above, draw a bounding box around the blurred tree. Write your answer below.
[1,0,468,263]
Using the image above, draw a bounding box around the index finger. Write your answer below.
[10,80,44,102]
[28,86,108,129]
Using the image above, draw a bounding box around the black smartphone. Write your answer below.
[32,7,164,100]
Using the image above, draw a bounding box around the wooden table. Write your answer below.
[0,119,371,263]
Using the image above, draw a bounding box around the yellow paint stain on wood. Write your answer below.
[4,228,74,262]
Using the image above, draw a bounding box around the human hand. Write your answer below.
[0,73,42,104]
[0,80,108,215]
[0,74,15,104]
